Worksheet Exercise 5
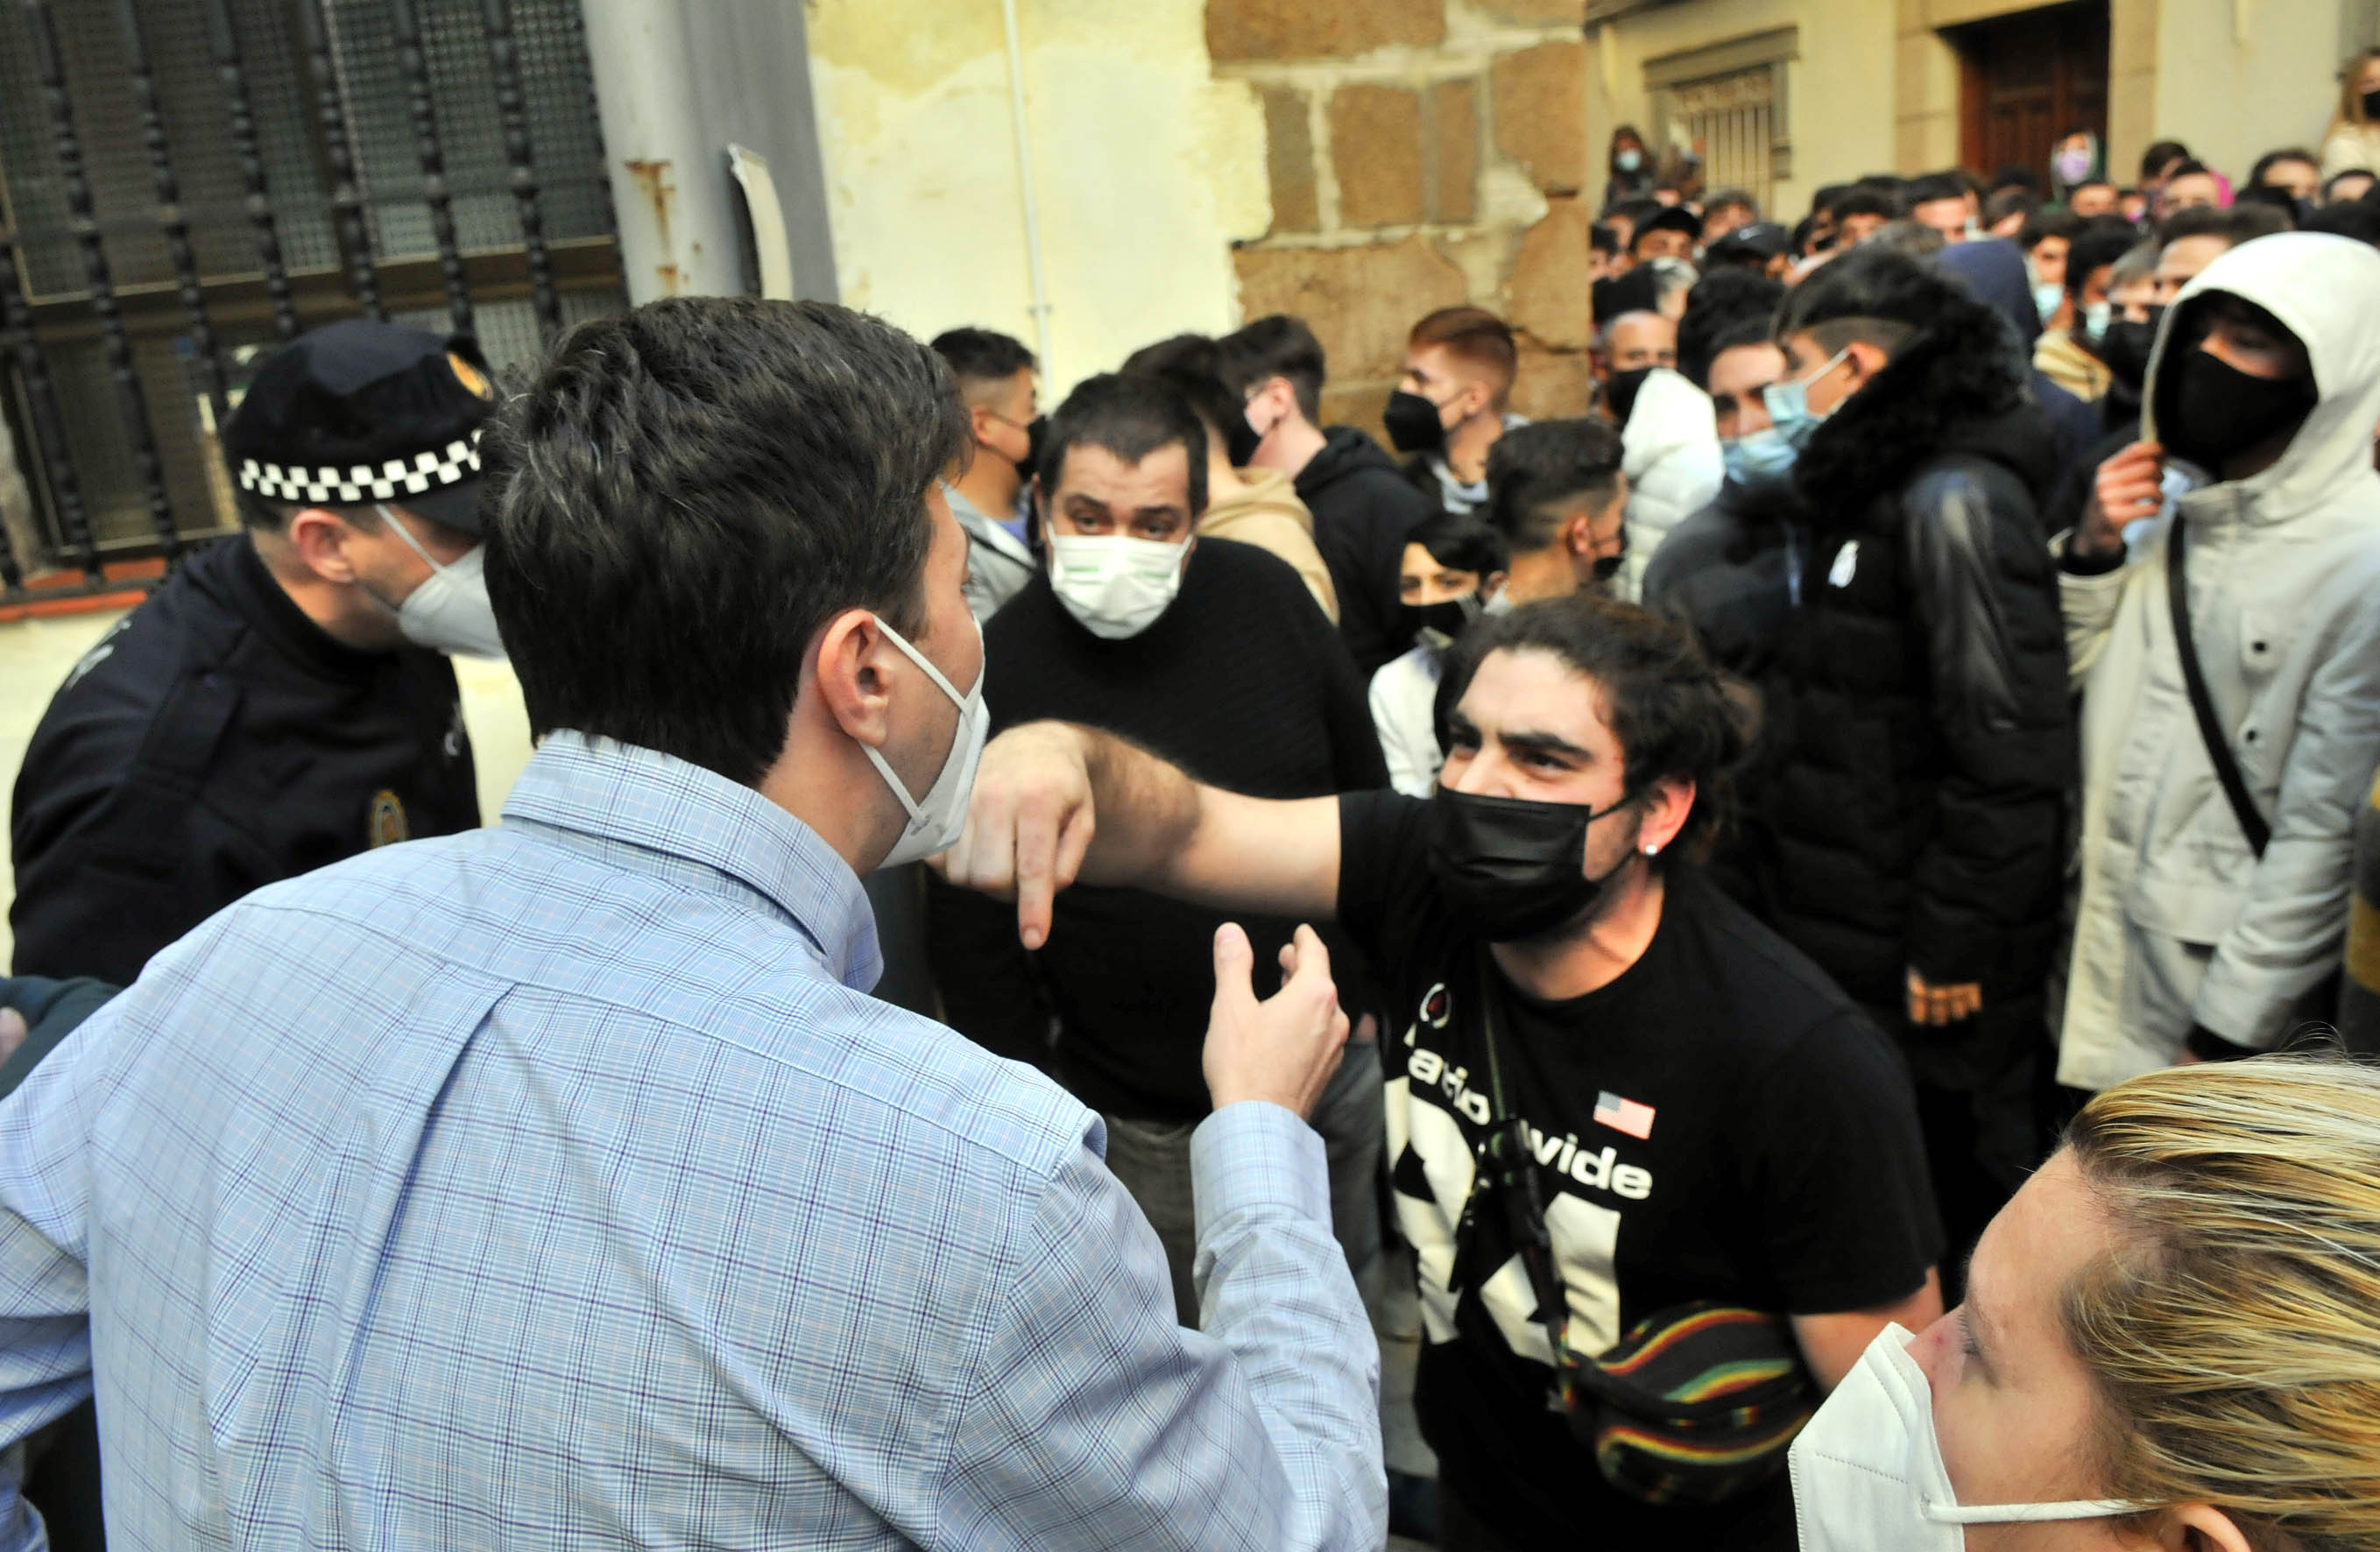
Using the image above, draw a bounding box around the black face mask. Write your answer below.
[1605,366,1656,427]
[1424,787,1638,942]
[2094,306,2164,394]
[2161,347,2319,475]
[1397,594,1482,649]
[1224,406,1266,468]
[1384,389,1450,455]
[2364,88,2380,119]
[1022,414,1049,478]
[1588,517,1628,587]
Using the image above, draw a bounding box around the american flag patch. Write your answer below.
[1593,1090,1656,1139]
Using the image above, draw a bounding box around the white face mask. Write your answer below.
[372,504,506,659]
[1046,532,1190,639]
[862,614,990,870]
[1790,1323,2143,1552]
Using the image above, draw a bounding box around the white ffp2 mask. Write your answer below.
[863,614,990,870]
[373,504,506,659]
[1046,533,1189,639]
[1790,1324,2142,1552]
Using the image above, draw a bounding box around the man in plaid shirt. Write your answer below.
[0,298,1381,1551]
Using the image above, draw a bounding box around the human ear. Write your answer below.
[969,403,999,449]
[813,609,897,751]
[285,507,366,585]
[2148,1505,2255,1552]
[1639,775,1696,855]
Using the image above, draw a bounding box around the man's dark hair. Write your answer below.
[2302,193,2380,247]
[2323,168,2376,203]
[2018,206,2083,250]
[1409,508,1507,578]
[481,297,968,788]
[2158,202,2290,248]
[1853,173,1909,201]
[1989,165,2043,197]
[2164,158,2213,184]
[1904,172,1967,208]
[2249,147,2320,188]
[2141,139,2192,180]
[1696,317,1783,392]
[2232,183,2302,224]
[1705,187,1759,221]
[929,327,1036,389]
[1216,314,1325,424]
[1811,182,1853,216]
[1678,269,1785,387]
[1120,333,1240,448]
[1830,187,1901,225]
[1590,221,1621,257]
[1983,187,2038,229]
[1483,418,1623,556]
[1775,245,1954,360]
[1035,372,1209,519]
[2070,177,2119,204]
[1790,213,1821,256]
[2066,222,2143,299]
[1439,593,1749,864]
[1612,196,1666,233]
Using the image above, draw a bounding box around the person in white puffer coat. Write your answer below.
[1614,364,1723,603]
[2055,232,2380,1090]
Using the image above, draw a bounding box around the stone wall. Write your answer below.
[1211,0,1599,430]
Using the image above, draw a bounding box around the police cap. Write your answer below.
[222,319,498,537]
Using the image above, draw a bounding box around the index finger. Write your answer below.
[1283,921,1334,987]
[1013,792,1062,952]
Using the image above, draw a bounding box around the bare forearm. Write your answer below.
[1069,725,1203,887]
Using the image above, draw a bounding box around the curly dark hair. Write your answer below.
[1437,593,1750,864]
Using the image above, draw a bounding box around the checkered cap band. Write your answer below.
[237,429,484,504]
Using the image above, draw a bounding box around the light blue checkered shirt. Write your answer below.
[0,732,1381,1549]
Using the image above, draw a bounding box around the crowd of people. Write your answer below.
[6,57,2380,1552]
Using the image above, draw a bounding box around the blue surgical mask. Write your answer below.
[2032,281,2064,322]
[1723,426,1799,496]
[1762,346,1850,452]
[2081,300,2112,343]
[1615,148,1643,173]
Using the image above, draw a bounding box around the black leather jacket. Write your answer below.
[1756,303,2074,1024]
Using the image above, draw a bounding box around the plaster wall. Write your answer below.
[804,0,1269,392]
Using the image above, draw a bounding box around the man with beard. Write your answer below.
[939,593,1943,1552]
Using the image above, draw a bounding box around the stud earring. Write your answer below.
[1643,842,1661,857]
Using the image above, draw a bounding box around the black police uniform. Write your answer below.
[8,320,491,985]
[9,538,477,984]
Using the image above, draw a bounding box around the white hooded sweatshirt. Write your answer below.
[1616,367,1724,603]
[2057,234,2380,1090]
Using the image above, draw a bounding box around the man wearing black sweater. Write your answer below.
[1221,314,1441,679]
[925,374,1389,1321]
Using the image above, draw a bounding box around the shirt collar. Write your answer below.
[500,730,883,991]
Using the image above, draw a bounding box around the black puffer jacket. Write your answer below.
[1760,298,2073,1021]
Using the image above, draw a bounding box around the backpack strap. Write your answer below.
[2166,518,2271,857]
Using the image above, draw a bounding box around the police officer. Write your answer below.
[9,319,496,987]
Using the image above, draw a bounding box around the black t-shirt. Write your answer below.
[1337,791,1942,1549]
[924,537,1387,1119]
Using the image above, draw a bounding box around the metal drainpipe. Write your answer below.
[1000,0,1055,383]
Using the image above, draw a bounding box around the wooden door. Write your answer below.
[1951,1,2110,181]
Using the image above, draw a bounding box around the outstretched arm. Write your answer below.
[936,722,1342,950]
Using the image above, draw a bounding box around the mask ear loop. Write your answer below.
[374,504,457,578]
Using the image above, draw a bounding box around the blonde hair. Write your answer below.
[2335,48,2380,129]
[2062,1058,2380,1552]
